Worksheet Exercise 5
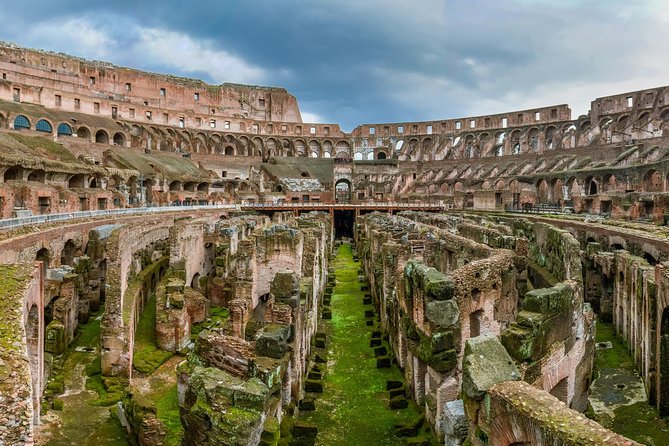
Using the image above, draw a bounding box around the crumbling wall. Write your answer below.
[0,263,43,446]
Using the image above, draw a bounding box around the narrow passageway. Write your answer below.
[588,320,669,445]
[301,243,426,445]
[35,316,128,445]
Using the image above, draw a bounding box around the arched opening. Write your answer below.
[113,132,126,146]
[61,239,77,266]
[470,309,484,337]
[4,165,22,182]
[169,181,182,191]
[57,123,73,136]
[13,115,30,130]
[36,119,53,133]
[225,146,235,156]
[644,252,658,266]
[36,247,50,277]
[589,179,598,195]
[68,174,86,189]
[76,126,91,140]
[377,151,387,160]
[550,377,569,403]
[197,182,208,192]
[191,273,201,291]
[335,179,352,203]
[95,129,109,144]
[28,169,45,183]
[644,169,663,192]
[536,179,549,203]
[184,182,197,192]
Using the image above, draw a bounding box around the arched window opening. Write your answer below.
[95,130,109,144]
[36,119,52,133]
[76,126,91,139]
[28,169,45,183]
[4,166,22,182]
[113,132,126,146]
[377,151,387,160]
[13,115,30,130]
[335,179,351,203]
[57,123,72,136]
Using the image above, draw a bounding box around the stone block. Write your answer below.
[299,397,316,411]
[304,380,323,393]
[386,380,403,390]
[255,324,292,359]
[374,346,388,357]
[425,299,459,327]
[270,270,299,299]
[389,395,408,409]
[442,399,467,446]
[376,356,391,368]
[462,335,520,400]
[389,386,406,399]
[292,422,318,439]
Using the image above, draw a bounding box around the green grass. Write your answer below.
[8,132,78,161]
[592,320,669,445]
[300,243,434,445]
[132,294,173,375]
[594,320,634,370]
[155,386,183,446]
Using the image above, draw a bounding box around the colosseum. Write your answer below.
[1,40,669,446]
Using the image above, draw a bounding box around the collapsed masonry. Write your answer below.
[355,211,640,445]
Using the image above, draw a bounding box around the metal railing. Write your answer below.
[0,204,238,230]
[0,200,446,231]
[240,200,445,209]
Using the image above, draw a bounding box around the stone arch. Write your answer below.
[191,272,201,291]
[76,126,92,140]
[61,239,77,266]
[644,169,663,192]
[35,118,53,133]
[545,126,557,150]
[113,132,126,146]
[68,173,86,189]
[335,178,352,202]
[95,129,109,144]
[57,122,73,136]
[36,247,50,277]
[585,175,598,195]
[4,165,23,182]
[536,179,549,202]
[602,173,617,193]
[13,114,30,130]
[27,169,45,183]
[169,181,182,191]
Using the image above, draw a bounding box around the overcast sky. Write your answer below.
[2,1,668,131]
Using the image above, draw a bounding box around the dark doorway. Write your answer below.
[334,210,355,238]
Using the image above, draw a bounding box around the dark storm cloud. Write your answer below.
[1,1,668,130]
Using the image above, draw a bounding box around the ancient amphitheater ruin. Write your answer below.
[2,41,669,446]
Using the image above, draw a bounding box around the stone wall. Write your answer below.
[0,263,43,446]
[356,212,595,440]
